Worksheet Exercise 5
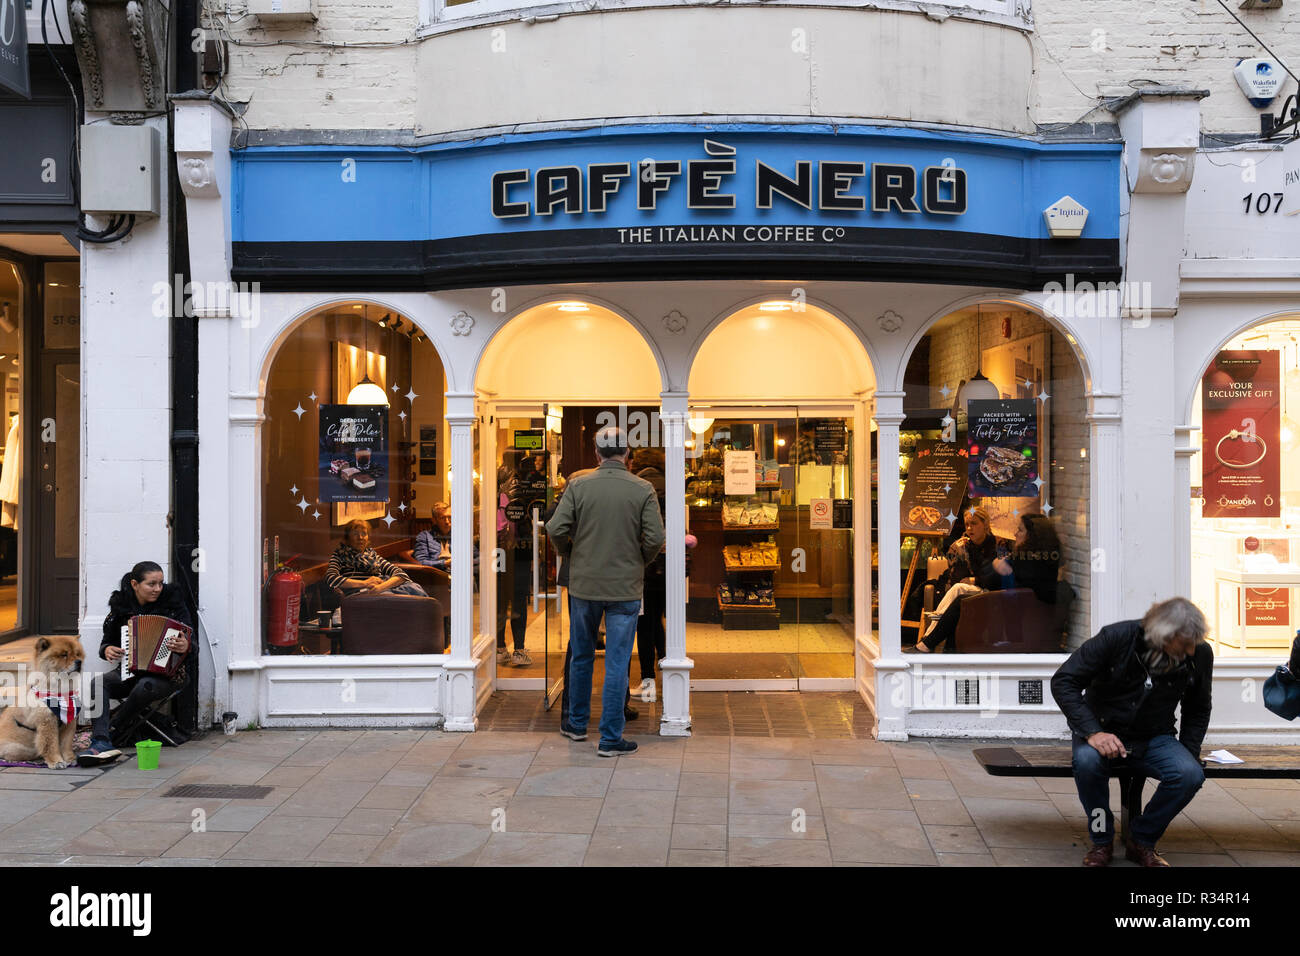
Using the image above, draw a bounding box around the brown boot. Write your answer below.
[1125,837,1171,867]
[1082,842,1114,867]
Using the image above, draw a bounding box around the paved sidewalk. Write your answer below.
[0,715,1295,866]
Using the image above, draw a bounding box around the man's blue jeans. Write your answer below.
[567,596,639,747]
[1071,733,1206,847]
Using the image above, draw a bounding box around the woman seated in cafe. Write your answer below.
[918,506,1006,642]
[326,519,428,598]
[907,513,1061,654]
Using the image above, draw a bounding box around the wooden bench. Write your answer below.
[975,745,1300,839]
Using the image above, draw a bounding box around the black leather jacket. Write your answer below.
[1050,620,1213,755]
[100,582,194,684]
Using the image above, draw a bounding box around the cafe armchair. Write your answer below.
[394,549,452,643]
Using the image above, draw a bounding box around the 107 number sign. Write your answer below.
[1243,192,1284,215]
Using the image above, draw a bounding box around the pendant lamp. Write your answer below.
[347,305,390,406]
[953,304,1001,417]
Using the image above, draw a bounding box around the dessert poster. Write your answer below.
[967,400,1038,498]
[1202,350,1280,518]
[900,440,969,533]
[319,404,389,503]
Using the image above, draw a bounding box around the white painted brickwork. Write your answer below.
[1031,0,1300,134]
[212,0,419,130]
[205,0,1297,137]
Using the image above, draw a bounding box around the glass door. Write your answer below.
[791,408,856,684]
[683,405,858,685]
[539,403,565,708]
[492,408,564,703]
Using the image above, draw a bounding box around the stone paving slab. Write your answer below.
[0,721,1295,867]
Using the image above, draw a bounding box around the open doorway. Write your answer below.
[475,301,664,708]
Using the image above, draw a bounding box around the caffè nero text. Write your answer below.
[491,159,968,219]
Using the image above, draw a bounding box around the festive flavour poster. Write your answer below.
[319,404,390,503]
[966,399,1039,499]
[1202,350,1281,518]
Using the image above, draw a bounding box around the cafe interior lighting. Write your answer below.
[688,416,714,435]
[347,306,390,405]
[953,303,1000,412]
[758,301,793,312]
[557,302,590,312]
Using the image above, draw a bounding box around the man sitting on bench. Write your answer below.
[1050,597,1213,868]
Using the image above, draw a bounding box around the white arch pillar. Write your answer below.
[872,391,908,740]
[443,392,479,731]
[1174,424,1199,599]
[659,391,692,736]
[1088,392,1124,631]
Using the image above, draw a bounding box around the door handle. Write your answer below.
[531,507,561,613]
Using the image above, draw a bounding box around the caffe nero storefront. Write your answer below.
[204,120,1122,736]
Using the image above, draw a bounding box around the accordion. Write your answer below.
[120,615,191,680]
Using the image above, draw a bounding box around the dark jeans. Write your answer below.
[560,594,630,725]
[89,670,174,745]
[496,546,529,651]
[636,577,666,681]
[921,599,962,652]
[1071,733,1206,847]
[567,596,639,747]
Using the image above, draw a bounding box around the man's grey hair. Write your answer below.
[1142,597,1208,649]
[594,425,628,460]
[432,501,451,518]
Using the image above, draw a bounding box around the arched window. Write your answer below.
[1189,316,1300,659]
[900,304,1090,654]
[261,302,452,655]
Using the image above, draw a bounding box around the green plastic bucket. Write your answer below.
[136,740,162,771]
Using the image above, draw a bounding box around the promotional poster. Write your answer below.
[900,440,969,533]
[1202,350,1281,518]
[966,400,1038,499]
[319,404,389,503]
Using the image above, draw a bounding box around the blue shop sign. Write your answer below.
[232,123,1120,290]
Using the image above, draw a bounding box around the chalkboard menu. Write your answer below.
[900,440,968,534]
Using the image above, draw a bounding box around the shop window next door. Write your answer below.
[36,352,78,632]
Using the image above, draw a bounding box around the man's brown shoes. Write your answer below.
[1125,838,1171,867]
[1082,842,1113,867]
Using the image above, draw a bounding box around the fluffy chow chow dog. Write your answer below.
[0,637,85,769]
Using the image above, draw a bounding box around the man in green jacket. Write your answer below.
[546,426,665,755]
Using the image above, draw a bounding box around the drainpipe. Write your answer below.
[170,0,202,731]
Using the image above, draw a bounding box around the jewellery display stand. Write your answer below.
[1213,566,1300,651]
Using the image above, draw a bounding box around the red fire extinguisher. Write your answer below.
[266,556,303,649]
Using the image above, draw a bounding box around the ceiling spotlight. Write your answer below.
[379,313,390,328]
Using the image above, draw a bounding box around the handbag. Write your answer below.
[1263,665,1300,721]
